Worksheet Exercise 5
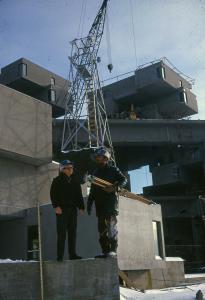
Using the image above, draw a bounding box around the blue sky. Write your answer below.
[0,0,205,192]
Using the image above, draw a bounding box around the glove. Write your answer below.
[103,185,117,193]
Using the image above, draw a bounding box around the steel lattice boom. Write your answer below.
[61,0,115,162]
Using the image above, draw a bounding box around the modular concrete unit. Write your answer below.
[0,84,52,166]
[0,196,166,271]
[0,158,59,216]
[103,60,197,119]
[0,83,58,215]
[0,259,120,300]
[0,58,68,117]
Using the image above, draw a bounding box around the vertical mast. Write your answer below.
[61,0,115,162]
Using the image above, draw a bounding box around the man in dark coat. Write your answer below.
[87,148,127,258]
[50,160,85,261]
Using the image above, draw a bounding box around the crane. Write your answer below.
[61,0,115,162]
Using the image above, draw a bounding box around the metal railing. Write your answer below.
[101,57,195,86]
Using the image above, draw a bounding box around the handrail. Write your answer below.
[101,57,195,86]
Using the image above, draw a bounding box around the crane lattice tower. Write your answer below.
[61,0,115,162]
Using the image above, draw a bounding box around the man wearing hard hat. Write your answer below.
[87,148,127,258]
[50,160,85,261]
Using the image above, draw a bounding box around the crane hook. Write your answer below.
[107,63,113,73]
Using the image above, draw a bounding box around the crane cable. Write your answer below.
[80,0,87,37]
[105,2,113,72]
[129,0,138,68]
[77,0,87,37]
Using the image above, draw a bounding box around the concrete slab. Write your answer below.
[0,84,52,165]
[0,259,120,300]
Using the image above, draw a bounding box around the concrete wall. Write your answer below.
[54,119,205,153]
[135,61,165,89]
[124,259,185,289]
[157,89,198,118]
[0,260,120,300]
[151,162,188,186]
[0,84,52,165]
[36,161,59,205]
[108,120,205,146]
[0,195,166,273]
[135,61,191,91]
[0,159,59,215]
[118,197,165,270]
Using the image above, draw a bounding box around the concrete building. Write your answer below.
[100,59,205,270]
[0,58,67,117]
[0,58,199,295]
[52,58,205,270]
[0,80,120,299]
[0,83,55,215]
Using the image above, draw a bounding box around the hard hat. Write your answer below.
[95,148,111,160]
[59,160,74,168]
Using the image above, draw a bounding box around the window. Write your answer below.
[179,80,183,87]
[18,63,27,77]
[156,66,165,79]
[51,77,55,85]
[27,225,39,260]
[152,221,163,258]
[48,89,56,102]
[172,166,179,178]
[179,89,187,104]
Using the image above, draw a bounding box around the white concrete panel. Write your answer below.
[0,159,59,215]
[0,158,37,215]
[118,196,165,270]
[36,161,59,206]
[0,84,52,165]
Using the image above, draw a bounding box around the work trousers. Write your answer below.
[97,215,118,254]
[56,207,77,259]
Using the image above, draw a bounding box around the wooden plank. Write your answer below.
[90,176,155,205]
[119,270,134,289]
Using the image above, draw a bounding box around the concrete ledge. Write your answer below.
[0,259,120,300]
[185,273,205,284]
[122,259,185,289]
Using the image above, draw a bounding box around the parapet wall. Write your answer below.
[0,259,120,300]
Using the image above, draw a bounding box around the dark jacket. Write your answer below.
[50,173,84,210]
[87,164,127,216]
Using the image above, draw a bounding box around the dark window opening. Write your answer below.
[48,89,56,102]
[18,63,27,77]
[156,66,166,79]
[27,225,39,260]
[152,221,164,258]
[179,89,187,104]
[51,77,55,85]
